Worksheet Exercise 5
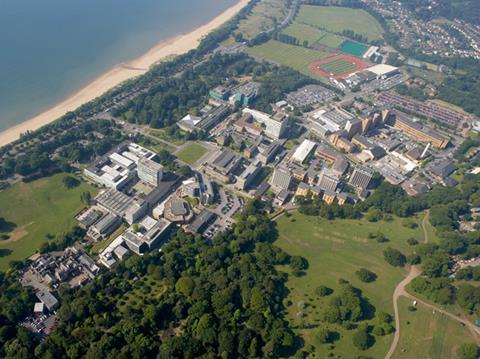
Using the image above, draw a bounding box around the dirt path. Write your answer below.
[385,211,430,359]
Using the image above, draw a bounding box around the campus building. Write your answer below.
[137,158,163,186]
[270,167,292,192]
[386,112,450,149]
[349,165,374,190]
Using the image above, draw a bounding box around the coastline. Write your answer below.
[0,0,249,147]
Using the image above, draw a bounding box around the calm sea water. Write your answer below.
[0,0,237,131]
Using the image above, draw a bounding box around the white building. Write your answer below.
[138,158,163,186]
[367,64,399,79]
[242,108,289,139]
[291,140,317,164]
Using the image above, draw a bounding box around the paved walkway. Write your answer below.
[385,212,429,359]
[385,211,480,359]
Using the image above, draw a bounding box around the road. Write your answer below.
[385,211,480,359]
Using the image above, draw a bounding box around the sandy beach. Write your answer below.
[0,0,249,147]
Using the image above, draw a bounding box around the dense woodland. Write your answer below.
[1,200,300,358]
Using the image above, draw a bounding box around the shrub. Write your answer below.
[458,343,480,359]
[383,247,406,267]
[407,237,419,246]
[315,285,333,297]
[352,328,374,350]
[355,268,377,283]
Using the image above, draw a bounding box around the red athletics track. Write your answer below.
[310,54,367,80]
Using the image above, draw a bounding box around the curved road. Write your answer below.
[385,211,480,359]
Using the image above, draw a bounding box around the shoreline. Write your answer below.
[0,0,249,147]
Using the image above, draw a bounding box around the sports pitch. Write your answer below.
[311,54,367,79]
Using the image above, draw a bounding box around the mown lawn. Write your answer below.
[0,173,96,271]
[392,297,475,359]
[246,40,333,78]
[175,143,208,165]
[282,23,325,45]
[282,23,345,49]
[296,5,384,42]
[275,211,429,357]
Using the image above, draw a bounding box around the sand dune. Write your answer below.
[0,0,249,147]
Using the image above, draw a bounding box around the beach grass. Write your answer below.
[175,142,208,165]
[274,211,430,357]
[246,40,333,78]
[296,5,384,42]
[391,297,474,359]
[0,173,97,271]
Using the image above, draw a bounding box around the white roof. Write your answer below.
[140,216,157,231]
[368,64,398,76]
[109,152,134,168]
[34,302,44,312]
[292,140,317,163]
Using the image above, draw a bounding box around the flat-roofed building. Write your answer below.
[292,139,317,164]
[311,107,354,133]
[295,182,310,197]
[386,112,449,149]
[258,139,285,164]
[203,149,242,183]
[332,156,349,176]
[429,160,458,179]
[316,145,340,163]
[349,165,374,190]
[196,104,230,131]
[88,213,122,240]
[317,168,340,192]
[322,190,337,205]
[138,158,163,186]
[36,290,59,312]
[122,218,172,255]
[235,160,262,190]
[185,209,216,234]
[368,64,399,79]
[242,108,289,139]
[209,85,231,101]
[270,167,292,192]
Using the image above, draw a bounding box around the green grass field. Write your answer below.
[0,174,97,271]
[282,22,345,49]
[247,40,333,78]
[317,32,344,48]
[318,58,358,75]
[392,297,475,359]
[275,211,429,357]
[296,5,384,42]
[175,143,208,165]
[237,0,289,39]
[282,23,325,45]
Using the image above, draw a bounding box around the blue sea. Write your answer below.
[0,0,237,131]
